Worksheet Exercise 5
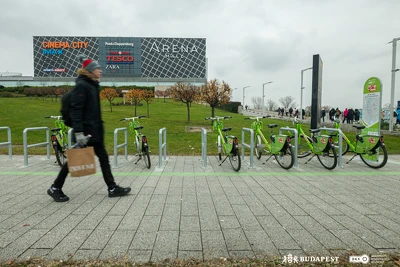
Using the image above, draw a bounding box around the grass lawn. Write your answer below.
[1,97,399,156]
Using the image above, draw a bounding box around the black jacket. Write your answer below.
[70,74,104,142]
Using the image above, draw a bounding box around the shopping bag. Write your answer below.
[66,147,96,177]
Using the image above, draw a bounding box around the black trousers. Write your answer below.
[53,142,116,189]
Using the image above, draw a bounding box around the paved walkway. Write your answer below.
[0,153,400,264]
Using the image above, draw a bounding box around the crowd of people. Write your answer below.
[252,105,400,127]
[327,107,360,123]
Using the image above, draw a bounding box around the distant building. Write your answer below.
[0,36,207,88]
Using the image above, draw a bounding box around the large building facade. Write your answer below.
[1,36,207,87]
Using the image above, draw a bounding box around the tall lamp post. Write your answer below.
[262,81,273,116]
[389,37,400,132]
[300,67,313,119]
[242,85,250,108]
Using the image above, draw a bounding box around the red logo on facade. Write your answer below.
[367,84,377,92]
[106,56,134,62]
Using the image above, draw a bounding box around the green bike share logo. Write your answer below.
[362,77,382,136]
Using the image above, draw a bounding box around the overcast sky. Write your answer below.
[1,0,400,110]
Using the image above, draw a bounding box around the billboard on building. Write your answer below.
[33,36,206,79]
[33,36,99,77]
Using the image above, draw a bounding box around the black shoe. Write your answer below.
[108,185,131,197]
[47,186,69,202]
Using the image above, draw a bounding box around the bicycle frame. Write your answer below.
[205,116,240,171]
[250,118,290,154]
[120,116,151,168]
[45,116,69,167]
[212,117,238,154]
[330,120,384,154]
[295,121,333,153]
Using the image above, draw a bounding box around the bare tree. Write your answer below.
[155,90,170,102]
[169,82,200,123]
[266,99,277,111]
[279,96,296,108]
[251,97,263,109]
[200,79,231,117]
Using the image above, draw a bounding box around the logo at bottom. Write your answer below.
[349,255,369,264]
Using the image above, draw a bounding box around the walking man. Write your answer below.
[47,55,131,202]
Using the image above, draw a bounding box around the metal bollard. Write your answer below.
[201,128,207,168]
[319,127,343,168]
[113,127,128,168]
[279,127,298,168]
[241,128,254,167]
[23,127,50,167]
[0,127,12,159]
[158,127,167,168]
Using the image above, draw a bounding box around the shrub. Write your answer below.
[0,92,16,97]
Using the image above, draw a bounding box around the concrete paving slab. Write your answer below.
[0,154,399,264]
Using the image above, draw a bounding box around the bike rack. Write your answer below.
[241,128,254,167]
[279,127,298,168]
[158,127,167,168]
[0,127,12,159]
[23,127,50,167]
[201,128,207,168]
[67,128,74,149]
[113,127,128,168]
[320,127,343,168]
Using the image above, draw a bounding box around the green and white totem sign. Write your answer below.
[361,77,382,136]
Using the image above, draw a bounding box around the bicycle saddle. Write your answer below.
[309,129,320,133]
[267,124,278,128]
[135,126,144,130]
[222,127,232,132]
[353,125,365,130]
[51,128,61,131]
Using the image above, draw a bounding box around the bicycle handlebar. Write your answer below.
[244,116,268,120]
[120,116,146,121]
[45,116,63,120]
[205,116,232,120]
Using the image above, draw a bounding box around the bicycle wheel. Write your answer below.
[332,136,349,157]
[274,145,294,170]
[294,135,313,158]
[143,147,151,169]
[54,144,66,167]
[255,135,263,159]
[360,145,388,168]
[229,149,241,172]
[217,135,222,160]
[317,145,337,170]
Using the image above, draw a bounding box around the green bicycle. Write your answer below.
[120,116,151,169]
[246,116,294,169]
[45,116,69,167]
[322,119,387,168]
[205,116,241,172]
[289,117,337,169]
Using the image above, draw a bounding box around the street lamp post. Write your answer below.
[300,67,313,119]
[389,37,400,132]
[262,81,273,116]
[242,86,250,109]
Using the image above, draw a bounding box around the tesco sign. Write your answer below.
[106,55,134,64]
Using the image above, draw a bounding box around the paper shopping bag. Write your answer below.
[66,147,96,177]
